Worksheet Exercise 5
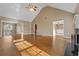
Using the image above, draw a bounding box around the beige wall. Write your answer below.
[32,6,74,38]
[0,16,32,37]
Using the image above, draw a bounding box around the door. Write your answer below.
[34,24,37,40]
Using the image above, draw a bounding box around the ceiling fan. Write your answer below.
[26,4,37,11]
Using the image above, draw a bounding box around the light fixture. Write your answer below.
[30,8,36,11]
[26,4,37,11]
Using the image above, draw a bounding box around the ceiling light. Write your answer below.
[30,8,34,11]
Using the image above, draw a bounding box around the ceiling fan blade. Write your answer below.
[33,8,36,11]
[35,6,37,8]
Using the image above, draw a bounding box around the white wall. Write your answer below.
[0,16,32,37]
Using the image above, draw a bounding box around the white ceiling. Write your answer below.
[0,3,77,22]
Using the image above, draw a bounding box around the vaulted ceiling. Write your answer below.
[0,3,77,22]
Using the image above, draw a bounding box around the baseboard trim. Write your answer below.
[64,37,71,39]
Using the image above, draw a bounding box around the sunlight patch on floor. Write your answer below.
[14,41,32,51]
[13,39,24,43]
[13,40,49,56]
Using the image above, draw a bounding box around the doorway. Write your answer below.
[2,22,16,40]
[34,24,37,40]
[52,20,64,49]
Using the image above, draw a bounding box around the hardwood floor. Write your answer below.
[13,40,49,56]
[0,36,20,56]
[0,34,70,56]
[15,34,69,56]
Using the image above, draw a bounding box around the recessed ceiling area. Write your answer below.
[0,3,77,22]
